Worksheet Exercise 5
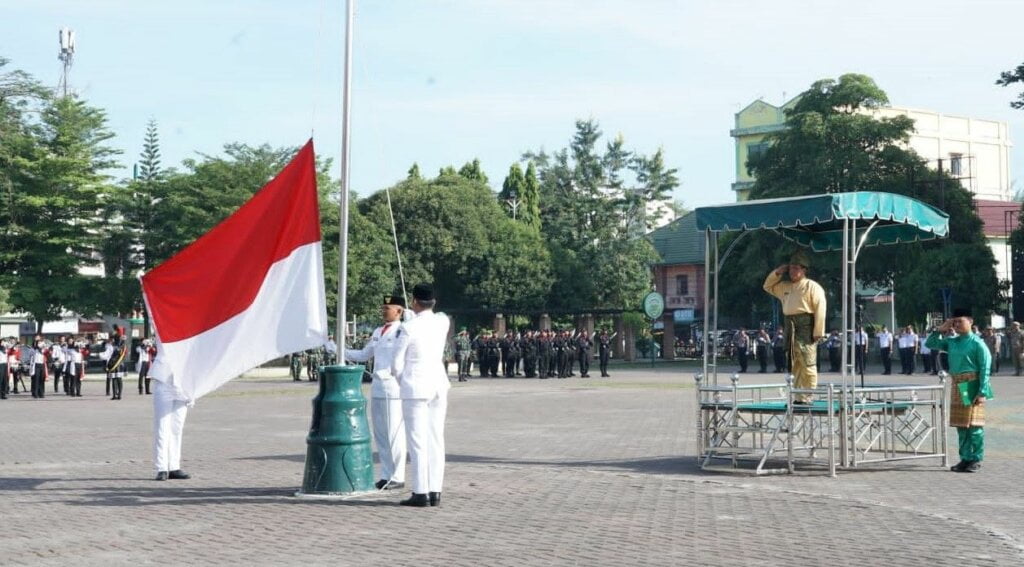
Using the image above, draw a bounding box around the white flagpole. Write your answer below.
[336,0,354,363]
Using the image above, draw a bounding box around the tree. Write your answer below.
[722,74,998,326]
[499,163,525,218]
[361,172,552,313]
[521,162,542,230]
[996,62,1024,110]
[407,162,422,181]
[2,94,121,330]
[457,158,488,184]
[523,119,677,310]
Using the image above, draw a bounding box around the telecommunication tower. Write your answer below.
[57,27,76,97]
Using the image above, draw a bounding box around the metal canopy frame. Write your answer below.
[699,192,948,392]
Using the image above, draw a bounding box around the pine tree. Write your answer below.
[138,119,162,181]
[521,162,542,231]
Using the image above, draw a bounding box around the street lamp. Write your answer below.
[505,190,521,220]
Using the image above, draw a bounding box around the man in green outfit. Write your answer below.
[926,308,994,473]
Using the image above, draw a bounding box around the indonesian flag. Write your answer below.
[141,140,328,402]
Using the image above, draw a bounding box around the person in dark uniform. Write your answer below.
[472,331,487,378]
[29,339,47,399]
[537,330,552,378]
[510,333,522,376]
[500,332,514,377]
[522,331,538,377]
[485,333,501,377]
[598,330,613,377]
[733,327,750,373]
[559,331,573,378]
[565,331,576,377]
[755,328,771,373]
[576,330,593,378]
[826,330,841,372]
[771,329,786,373]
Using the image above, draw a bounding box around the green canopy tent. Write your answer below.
[694,191,950,391]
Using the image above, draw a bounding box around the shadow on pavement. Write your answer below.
[448,453,704,475]
[47,485,399,507]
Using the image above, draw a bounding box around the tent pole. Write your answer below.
[703,228,711,384]
[712,232,720,386]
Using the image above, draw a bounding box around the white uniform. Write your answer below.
[345,322,406,484]
[149,352,189,474]
[393,309,450,495]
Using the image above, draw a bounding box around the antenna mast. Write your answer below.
[57,27,76,97]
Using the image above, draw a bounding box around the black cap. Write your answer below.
[952,307,973,318]
[412,283,434,302]
[382,295,406,308]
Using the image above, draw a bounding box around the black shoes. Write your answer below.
[400,493,429,507]
[951,460,981,473]
[375,479,404,490]
[168,469,191,480]
[154,471,169,481]
[429,492,441,507]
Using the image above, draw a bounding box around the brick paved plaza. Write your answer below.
[2,362,1023,566]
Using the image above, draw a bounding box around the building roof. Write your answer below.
[973,199,1020,238]
[648,211,704,265]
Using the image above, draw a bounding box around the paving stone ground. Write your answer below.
[1,360,1023,566]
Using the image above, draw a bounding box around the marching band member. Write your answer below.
[50,338,67,394]
[30,338,48,399]
[137,339,156,395]
[106,330,129,401]
[0,339,9,400]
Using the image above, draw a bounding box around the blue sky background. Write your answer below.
[2,0,1023,208]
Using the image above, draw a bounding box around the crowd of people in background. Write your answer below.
[0,333,158,400]
[723,319,1024,377]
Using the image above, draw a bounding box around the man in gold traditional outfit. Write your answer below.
[763,251,827,404]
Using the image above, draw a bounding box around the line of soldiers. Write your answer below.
[453,328,615,381]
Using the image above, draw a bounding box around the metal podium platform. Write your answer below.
[695,373,949,476]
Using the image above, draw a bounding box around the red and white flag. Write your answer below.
[141,140,328,402]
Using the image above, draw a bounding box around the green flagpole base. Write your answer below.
[297,364,375,496]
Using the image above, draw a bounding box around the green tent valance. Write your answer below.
[694,191,949,251]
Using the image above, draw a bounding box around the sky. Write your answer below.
[2,0,1023,209]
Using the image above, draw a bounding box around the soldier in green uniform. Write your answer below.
[454,328,472,382]
[289,352,303,381]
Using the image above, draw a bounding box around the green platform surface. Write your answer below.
[701,399,920,413]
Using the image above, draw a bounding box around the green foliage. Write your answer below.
[1,88,121,327]
[457,158,488,184]
[721,74,999,326]
[361,173,552,312]
[996,61,1024,110]
[406,162,422,181]
[524,119,676,310]
[521,162,542,230]
[138,119,162,181]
